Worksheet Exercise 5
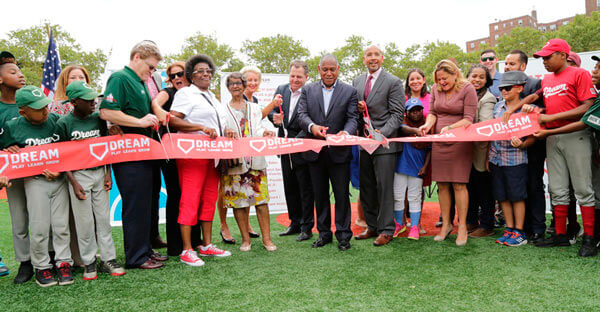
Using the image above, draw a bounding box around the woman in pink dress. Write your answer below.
[419,60,478,246]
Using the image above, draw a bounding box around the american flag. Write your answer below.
[41,30,61,99]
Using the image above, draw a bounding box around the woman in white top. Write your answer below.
[221,72,277,252]
[169,54,231,266]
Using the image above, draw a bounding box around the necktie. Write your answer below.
[364,75,373,101]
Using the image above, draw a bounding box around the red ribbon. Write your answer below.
[0,112,540,179]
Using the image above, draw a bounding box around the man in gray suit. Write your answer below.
[296,54,358,251]
[352,45,405,246]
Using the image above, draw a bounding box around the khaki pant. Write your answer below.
[546,129,595,207]
[68,168,116,264]
[6,178,29,262]
[24,175,72,270]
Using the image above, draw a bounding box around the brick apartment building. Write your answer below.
[466,0,600,52]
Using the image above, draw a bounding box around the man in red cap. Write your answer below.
[524,39,598,256]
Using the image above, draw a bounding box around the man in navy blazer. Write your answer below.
[269,60,315,242]
[296,54,358,250]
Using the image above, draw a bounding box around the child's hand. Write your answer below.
[0,176,11,188]
[418,166,427,177]
[104,173,112,191]
[521,104,536,113]
[510,137,523,148]
[72,181,87,200]
[42,169,60,181]
[533,130,550,139]
[3,145,20,154]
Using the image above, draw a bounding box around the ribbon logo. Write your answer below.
[89,143,109,161]
[476,125,494,137]
[249,140,266,153]
[177,139,195,155]
[327,136,345,144]
[0,154,8,174]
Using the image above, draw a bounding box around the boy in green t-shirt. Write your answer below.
[0,51,33,284]
[56,81,125,280]
[2,85,73,287]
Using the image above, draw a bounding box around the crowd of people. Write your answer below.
[0,37,599,288]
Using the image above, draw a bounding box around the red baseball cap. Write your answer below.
[533,39,571,58]
[567,52,581,67]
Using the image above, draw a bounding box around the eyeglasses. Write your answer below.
[481,56,496,62]
[144,61,156,72]
[228,81,243,86]
[168,72,184,80]
[193,69,214,75]
[499,85,514,92]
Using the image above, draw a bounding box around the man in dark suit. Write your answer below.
[296,54,358,251]
[352,46,405,246]
[270,60,315,242]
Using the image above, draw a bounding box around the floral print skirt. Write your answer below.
[222,169,269,209]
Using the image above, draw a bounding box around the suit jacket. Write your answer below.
[269,83,303,138]
[353,69,405,154]
[269,83,307,165]
[296,80,359,163]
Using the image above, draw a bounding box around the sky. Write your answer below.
[0,0,587,69]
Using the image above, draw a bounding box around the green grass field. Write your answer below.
[0,198,598,312]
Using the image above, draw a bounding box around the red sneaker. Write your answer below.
[180,249,205,267]
[198,244,232,257]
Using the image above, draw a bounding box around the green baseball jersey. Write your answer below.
[0,101,21,144]
[55,112,107,142]
[1,113,61,148]
[99,66,152,137]
[582,96,600,132]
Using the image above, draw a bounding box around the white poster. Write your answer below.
[220,73,291,216]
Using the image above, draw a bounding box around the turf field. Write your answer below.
[0,197,598,311]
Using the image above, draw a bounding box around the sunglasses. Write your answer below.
[481,56,496,62]
[144,60,156,72]
[499,85,514,92]
[169,72,184,80]
[193,69,214,75]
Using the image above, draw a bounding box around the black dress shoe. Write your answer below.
[529,232,545,245]
[296,231,313,242]
[151,236,168,249]
[14,261,34,284]
[220,231,236,245]
[312,238,332,248]
[150,250,168,262]
[279,226,301,236]
[249,231,260,238]
[338,240,351,251]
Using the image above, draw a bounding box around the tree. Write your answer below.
[495,27,551,58]
[332,35,370,82]
[418,41,471,84]
[383,43,421,81]
[556,12,600,52]
[0,24,107,88]
[241,34,310,74]
[166,32,243,95]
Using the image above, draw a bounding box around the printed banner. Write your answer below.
[389,112,540,142]
[0,113,541,179]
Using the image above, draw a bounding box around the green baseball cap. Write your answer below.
[16,86,52,109]
[64,81,98,103]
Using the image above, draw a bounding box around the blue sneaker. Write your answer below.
[0,254,9,277]
[505,230,528,247]
[496,229,512,244]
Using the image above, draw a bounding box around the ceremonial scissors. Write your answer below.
[362,103,389,148]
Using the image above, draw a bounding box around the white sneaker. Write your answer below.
[180,249,205,267]
[198,244,232,257]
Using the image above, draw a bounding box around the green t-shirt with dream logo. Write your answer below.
[1,113,61,148]
[56,112,107,142]
[582,96,600,132]
[99,66,152,137]
[0,101,21,143]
